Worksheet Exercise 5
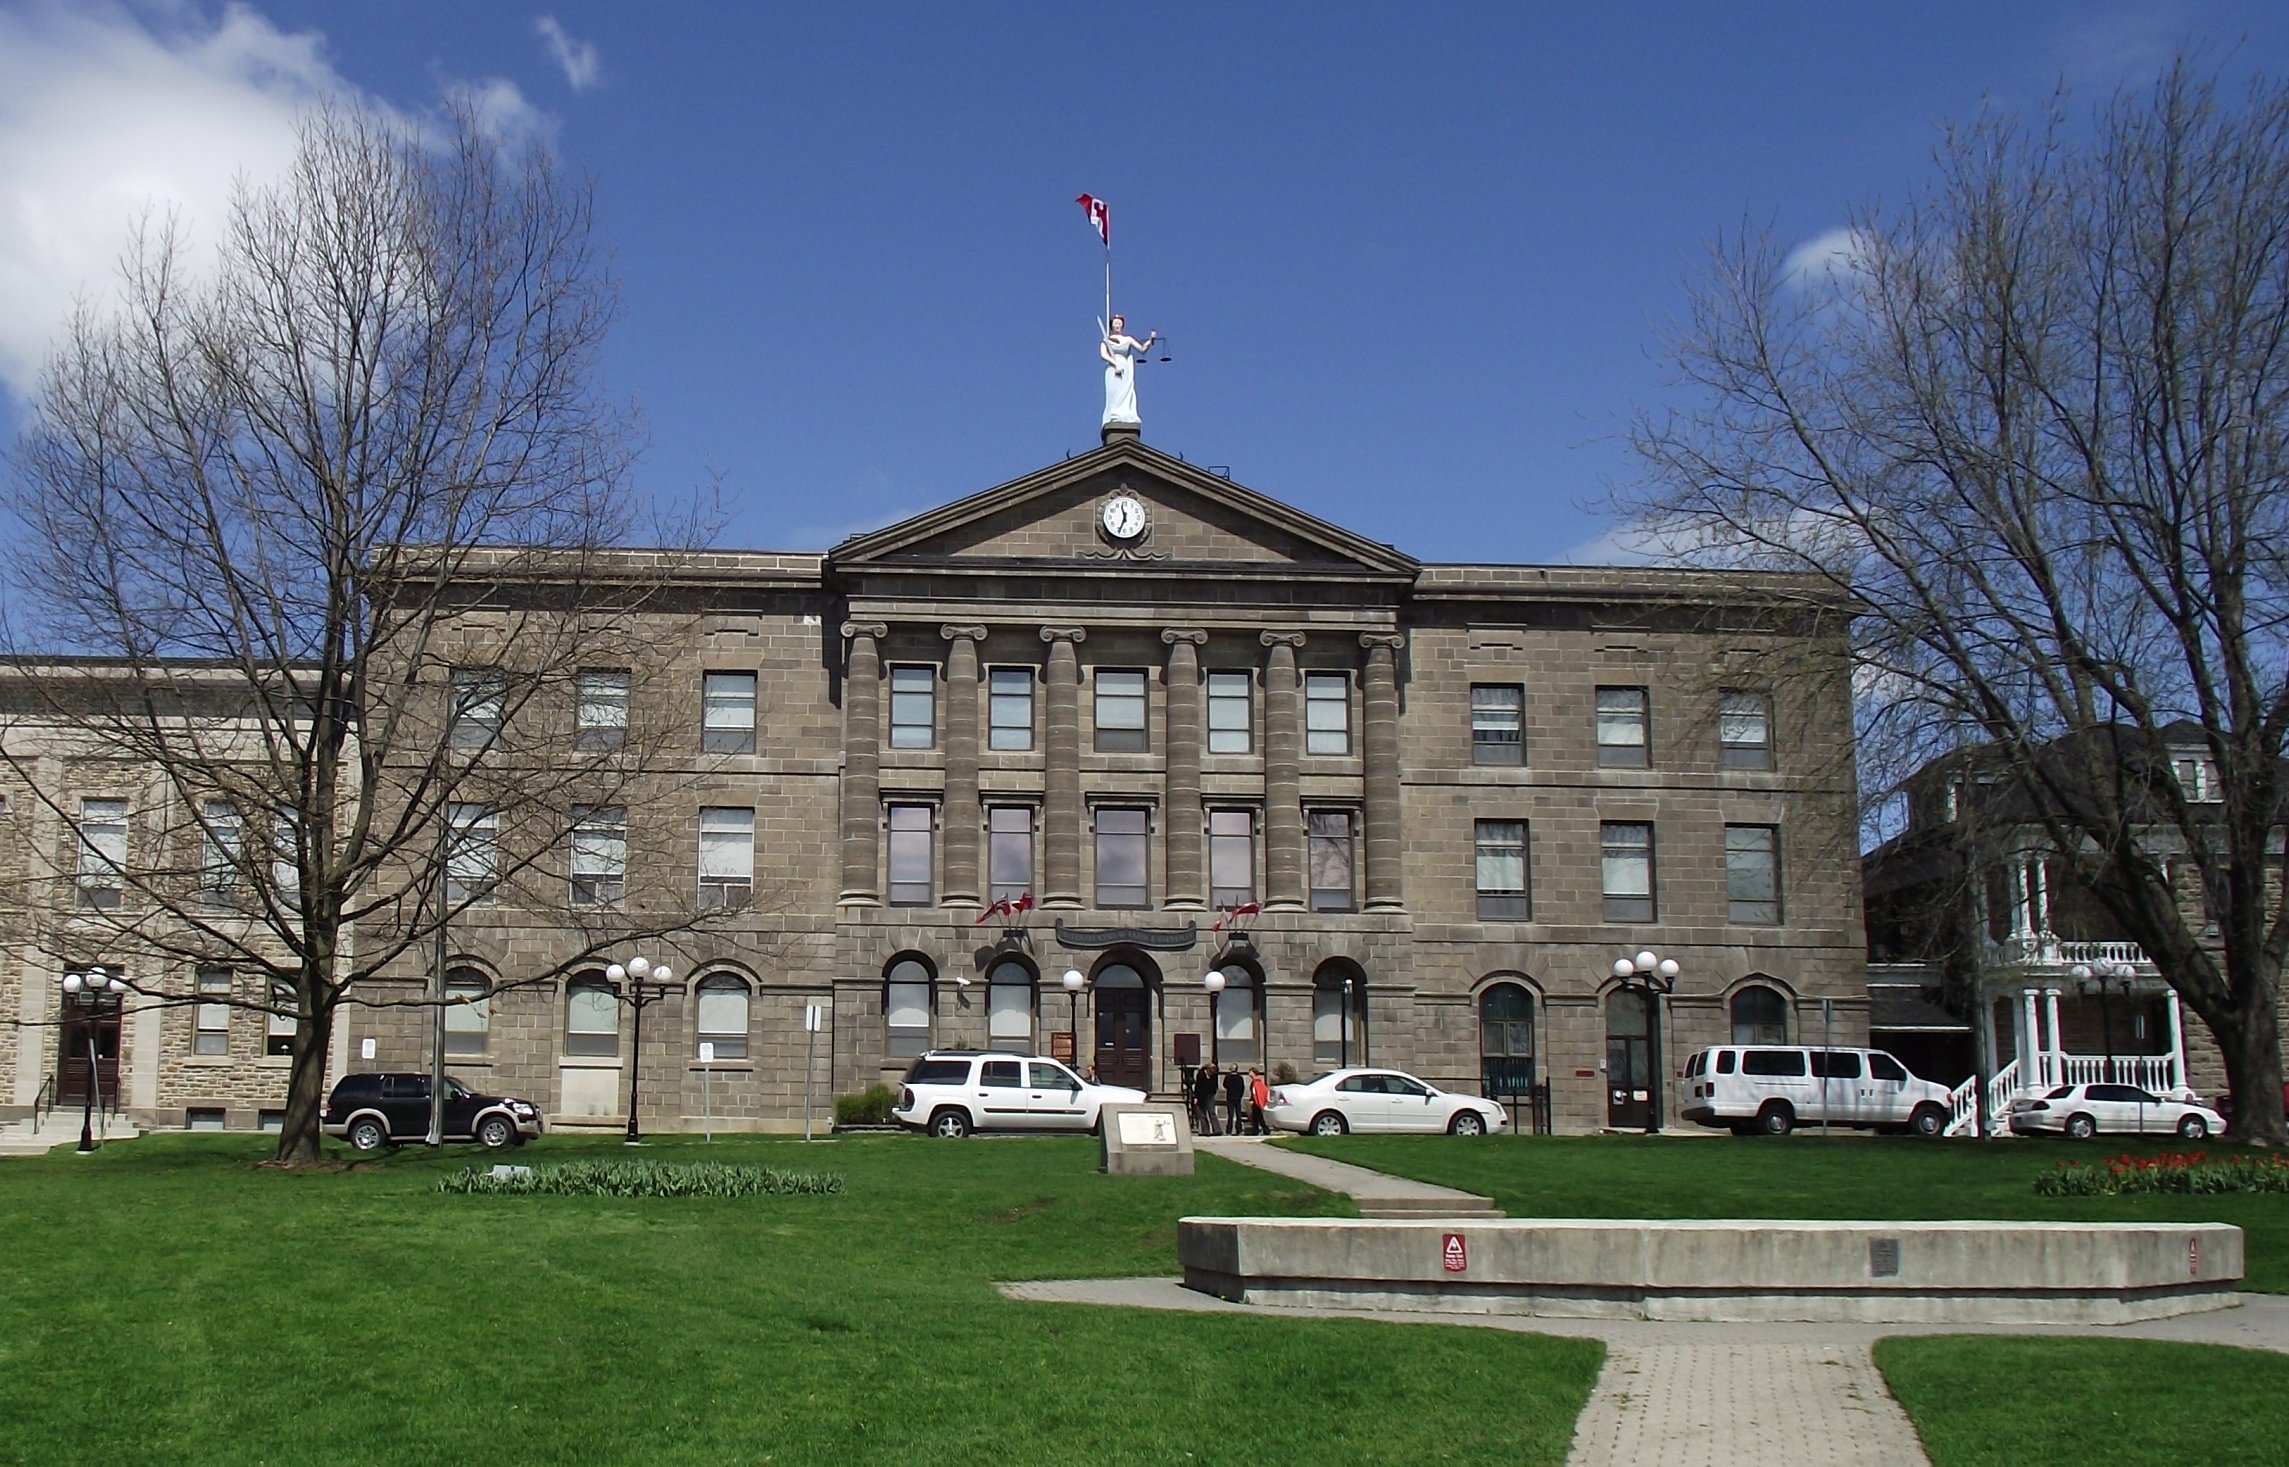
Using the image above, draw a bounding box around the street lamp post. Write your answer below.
[1611,950,1680,1136]
[1341,975,1356,1069]
[1061,969,1084,1072]
[1203,968,1226,1067]
[59,966,128,1155]
[2071,958,2137,1084]
[607,956,677,1145]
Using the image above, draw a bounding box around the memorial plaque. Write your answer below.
[1869,1237,1901,1278]
[1117,1110,1178,1146]
[1098,1103,1194,1177]
[1048,1031,1076,1064]
[1173,1032,1202,1068]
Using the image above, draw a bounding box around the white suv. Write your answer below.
[1679,1045,1955,1137]
[892,1051,1145,1138]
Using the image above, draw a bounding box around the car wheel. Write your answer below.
[1756,1102,1794,1136]
[1908,1104,1947,1139]
[2178,1114,2209,1140]
[476,1115,515,1149]
[346,1117,387,1152]
[2065,1113,2097,1140]
[1448,1111,1487,1137]
[1310,1110,1349,1137]
[929,1108,972,1139]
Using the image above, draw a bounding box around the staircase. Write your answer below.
[1942,1061,2020,1138]
[1355,1193,1505,1220]
[0,1111,143,1157]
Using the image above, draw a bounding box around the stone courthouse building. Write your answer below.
[6,425,1867,1136]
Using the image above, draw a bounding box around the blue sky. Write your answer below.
[3,2,2286,562]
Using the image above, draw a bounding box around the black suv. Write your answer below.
[321,1072,545,1151]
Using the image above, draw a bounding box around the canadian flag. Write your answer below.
[1212,900,1262,933]
[1076,193,1109,246]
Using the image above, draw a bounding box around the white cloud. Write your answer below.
[0,1,548,407]
[1782,226,1873,296]
[533,15,600,92]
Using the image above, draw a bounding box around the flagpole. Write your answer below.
[1103,244,1112,340]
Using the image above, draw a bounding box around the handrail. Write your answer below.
[30,1073,56,1133]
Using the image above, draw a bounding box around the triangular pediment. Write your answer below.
[828,440,1418,579]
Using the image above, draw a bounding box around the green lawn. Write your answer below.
[1284,1132,2289,1292]
[0,1135,1601,1467]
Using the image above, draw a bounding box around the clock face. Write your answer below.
[1101,493,1148,541]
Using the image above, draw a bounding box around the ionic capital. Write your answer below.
[1259,630,1307,649]
[939,624,990,643]
[840,620,889,642]
[1160,627,1208,646]
[1040,626,1089,645]
[1359,632,1406,654]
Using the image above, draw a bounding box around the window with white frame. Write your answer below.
[1725,824,1781,924]
[889,666,936,749]
[1471,684,1524,766]
[450,669,504,749]
[1094,670,1148,752]
[200,801,241,911]
[577,670,630,750]
[267,980,296,1056]
[1305,672,1350,755]
[1474,819,1529,919]
[193,968,231,1055]
[2172,751,2219,802]
[1595,686,1650,768]
[698,806,754,908]
[566,976,619,1056]
[571,805,626,905]
[885,957,932,1059]
[444,971,491,1056]
[696,974,750,1058]
[446,804,498,904]
[1207,671,1252,754]
[75,797,127,909]
[887,804,934,906]
[1601,821,1655,921]
[988,806,1034,904]
[988,668,1035,751]
[987,959,1033,1047]
[702,671,757,754]
[1209,809,1255,910]
[1307,810,1356,912]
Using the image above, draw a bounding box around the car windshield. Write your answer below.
[444,1077,474,1099]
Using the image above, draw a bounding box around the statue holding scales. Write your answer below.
[1100,314,1158,428]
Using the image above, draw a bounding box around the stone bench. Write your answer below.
[1177,1216,2245,1324]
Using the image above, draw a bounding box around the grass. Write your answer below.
[1876,1336,2289,1466]
[1283,1132,2289,1291]
[0,1134,1602,1466]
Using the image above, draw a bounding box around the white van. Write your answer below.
[1679,1045,1953,1136]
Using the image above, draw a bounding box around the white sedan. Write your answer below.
[2008,1082,2228,1140]
[1263,1068,1509,1137]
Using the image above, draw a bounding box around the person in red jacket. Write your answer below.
[1249,1068,1273,1135]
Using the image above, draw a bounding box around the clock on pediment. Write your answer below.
[1099,491,1149,544]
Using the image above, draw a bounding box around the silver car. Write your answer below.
[1263,1068,1509,1137]
[2008,1082,2226,1140]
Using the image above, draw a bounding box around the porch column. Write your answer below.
[1161,629,1207,908]
[2044,987,2064,1087]
[1360,633,1405,911]
[2019,988,2041,1086]
[2165,987,2187,1092]
[940,626,986,907]
[838,621,888,904]
[1041,627,1087,907]
[1261,631,1306,910]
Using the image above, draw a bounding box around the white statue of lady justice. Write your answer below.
[1100,313,1158,428]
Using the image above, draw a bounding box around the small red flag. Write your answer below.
[1013,891,1035,915]
[1076,193,1109,246]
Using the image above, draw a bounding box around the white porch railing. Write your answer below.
[1984,935,2151,970]
[2048,1052,2182,1094]
[1943,1060,2020,1138]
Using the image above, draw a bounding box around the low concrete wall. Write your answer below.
[1178,1217,2245,1324]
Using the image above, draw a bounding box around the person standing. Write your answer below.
[1223,1064,1247,1135]
[1249,1067,1272,1134]
[1193,1060,1220,1135]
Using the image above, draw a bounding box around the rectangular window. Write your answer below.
[1719,691,1773,771]
[988,806,1034,904]
[1601,821,1655,921]
[267,980,296,1057]
[444,975,490,1056]
[885,978,931,1059]
[1207,671,1252,755]
[1209,809,1256,910]
[1305,672,1350,756]
[194,968,231,1055]
[695,980,749,1059]
[199,800,241,911]
[887,803,935,906]
[577,670,629,750]
[889,666,936,750]
[445,803,497,904]
[1742,1049,1806,1077]
[702,671,757,754]
[186,1107,227,1132]
[988,668,1034,751]
[1474,819,1530,919]
[566,982,620,1057]
[1094,670,1148,752]
[1596,686,1650,768]
[450,669,504,749]
[1725,824,1781,924]
[1308,810,1356,912]
[1471,684,1524,766]
[697,806,754,908]
[571,805,627,906]
[76,797,127,909]
[1093,807,1150,908]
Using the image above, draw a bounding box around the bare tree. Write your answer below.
[1629,61,2289,1143]
[3,105,718,1164]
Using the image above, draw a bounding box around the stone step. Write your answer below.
[1358,1195,1505,1220]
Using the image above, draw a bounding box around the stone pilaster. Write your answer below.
[1161,629,1208,908]
[838,622,888,904]
[1261,631,1306,910]
[1361,633,1405,911]
[940,625,987,906]
[1041,627,1088,908]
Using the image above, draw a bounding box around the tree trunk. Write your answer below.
[2219,984,2286,1146]
[273,1008,334,1166]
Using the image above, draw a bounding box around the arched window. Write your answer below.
[1213,965,1260,1067]
[1731,984,1789,1045]
[696,974,750,1059]
[1312,962,1365,1068]
[987,959,1034,1048]
[566,974,619,1057]
[443,968,492,1056]
[1478,982,1535,1096]
[885,957,934,1059]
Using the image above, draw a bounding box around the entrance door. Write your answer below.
[57,1002,122,1107]
[1094,984,1151,1092]
[1605,991,1652,1129]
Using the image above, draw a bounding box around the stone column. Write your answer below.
[2164,987,2186,1092]
[2044,987,2065,1087]
[1360,633,1405,911]
[941,625,987,907]
[1261,631,1306,910]
[2019,987,2040,1085]
[838,622,888,904]
[1160,630,1207,908]
[1041,627,1087,907]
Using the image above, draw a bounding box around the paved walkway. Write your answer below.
[1193,1134,1501,1215]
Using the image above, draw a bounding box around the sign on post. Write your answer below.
[802,1002,822,1141]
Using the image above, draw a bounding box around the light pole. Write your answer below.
[1203,968,1226,1068]
[59,966,127,1155]
[1062,969,1085,1073]
[1611,950,1680,1135]
[607,956,676,1144]
[2071,958,2136,1084]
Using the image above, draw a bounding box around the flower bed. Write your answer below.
[440,1159,845,1198]
[2034,1151,2289,1197]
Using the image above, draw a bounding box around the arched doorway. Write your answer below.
[1092,959,1154,1090]
[1478,981,1536,1099]
[1605,988,1652,1128]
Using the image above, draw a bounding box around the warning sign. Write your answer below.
[1442,1232,1467,1273]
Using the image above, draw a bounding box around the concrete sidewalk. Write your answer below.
[1194,1134,1502,1216]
